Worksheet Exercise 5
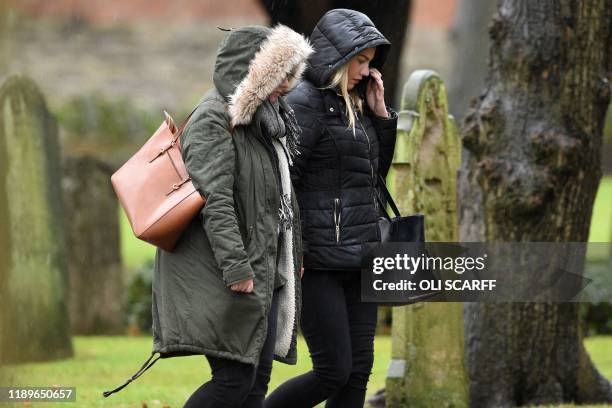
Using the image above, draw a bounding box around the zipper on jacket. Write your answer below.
[358,116,378,211]
[333,198,342,243]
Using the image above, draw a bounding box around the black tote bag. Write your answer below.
[376,174,425,243]
[373,175,441,304]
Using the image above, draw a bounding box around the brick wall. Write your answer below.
[6,0,268,23]
[7,0,457,28]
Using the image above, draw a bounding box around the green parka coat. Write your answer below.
[103,25,312,398]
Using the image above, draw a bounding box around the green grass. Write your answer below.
[589,176,612,243]
[2,335,389,408]
[3,335,611,408]
[585,336,612,380]
[119,208,156,271]
[587,176,612,261]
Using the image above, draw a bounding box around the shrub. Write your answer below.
[124,260,154,335]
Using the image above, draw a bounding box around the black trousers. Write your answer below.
[266,269,378,408]
[183,288,279,408]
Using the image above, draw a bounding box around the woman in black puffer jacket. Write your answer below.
[265,9,397,408]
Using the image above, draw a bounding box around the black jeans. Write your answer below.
[183,288,279,408]
[266,269,378,408]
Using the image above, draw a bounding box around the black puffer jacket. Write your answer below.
[286,9,398,271]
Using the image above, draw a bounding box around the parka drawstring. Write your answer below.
[102,351,161,397]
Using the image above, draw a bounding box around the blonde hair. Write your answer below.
[328,64,363,134]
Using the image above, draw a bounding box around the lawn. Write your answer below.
[119,209,156,272]
[589,176,612,243]
[2,335,388,408]
[3,335,612,408]
[588,176,612,261]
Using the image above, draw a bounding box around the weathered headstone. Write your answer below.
[0,75,73,363]
[62,155,124,334]
[385,70,468,407]
[0,3,7,74]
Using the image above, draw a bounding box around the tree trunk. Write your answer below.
[459,1,612,405]
[447,0,497,122]
[259,0,412,107]
[62,155,124,335]
[0,75,73,364]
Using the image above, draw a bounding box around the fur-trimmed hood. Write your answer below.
[212,25,313,127]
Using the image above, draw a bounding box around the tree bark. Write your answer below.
[459,1,612,405]
[259,0,412,107]
[447,0,497,122]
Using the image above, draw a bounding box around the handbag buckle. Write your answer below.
[165,178,191,196]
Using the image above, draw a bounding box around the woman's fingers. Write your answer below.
[371,77,384,100]
[370,69,385,94]
[366,70,387,116]
[376,79,385,92]
[230,279,254,293]
[368,77,382,96]
[368,71,384,90]
[369,68,383,82]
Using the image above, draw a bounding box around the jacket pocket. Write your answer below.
[333,198,342,243]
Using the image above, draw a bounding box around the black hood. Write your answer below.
[305,8,391,88]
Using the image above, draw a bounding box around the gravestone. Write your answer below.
[385,70,468,407]
[62,155,124,334]
[0,75,73,363]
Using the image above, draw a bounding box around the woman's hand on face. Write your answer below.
[366,68,389,118]
[230,278,254,293]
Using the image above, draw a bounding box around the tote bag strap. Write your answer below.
[377,174,401,218]
[171,105,200,143]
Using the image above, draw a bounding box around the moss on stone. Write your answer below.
[0,75,73,364]
[386,70,469,407]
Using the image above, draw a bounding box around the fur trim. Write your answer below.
[228,25,313,127]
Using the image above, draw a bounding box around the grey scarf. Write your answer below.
[257,98,300,162]
[255,98,299,357]
[256,98,300,230]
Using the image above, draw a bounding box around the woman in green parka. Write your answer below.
[103,25,312,407]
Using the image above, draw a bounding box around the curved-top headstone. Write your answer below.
[385,70,468,407]
[0,75,73,363]
[62,154,124,335]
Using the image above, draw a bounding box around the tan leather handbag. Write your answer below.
[111,108,205,252]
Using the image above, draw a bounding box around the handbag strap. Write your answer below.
[171,105,200,143]
[377,174,401,218]
[148,105,201,164]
